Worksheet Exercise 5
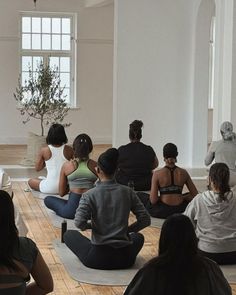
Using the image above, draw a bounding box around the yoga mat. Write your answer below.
[53,239,147,286]
[44,206,78,229]
[150,217,164,228]
[220,265,236,284]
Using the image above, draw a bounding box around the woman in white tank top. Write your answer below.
[28,124,74,194]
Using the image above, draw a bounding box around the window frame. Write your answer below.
[19,11,77,107]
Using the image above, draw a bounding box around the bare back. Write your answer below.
[150,166,198,206]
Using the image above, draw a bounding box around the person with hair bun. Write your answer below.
[28,123,74,194]
[138,143,197,218]
[184,162,236,265]
[205,121,236,186]
[64,148,150,270]
[44,133,97,219]
[116,120,158,191]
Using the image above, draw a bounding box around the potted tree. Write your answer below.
[14,62,71,166]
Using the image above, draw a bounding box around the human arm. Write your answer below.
[152,156,159,169]
[128,192,150,233]
[205,141,216,166]
[183,173,198,201]
[183,197,198,229]
[58,163,69,197]
[149,171,159,205]
[74,193,92,230]
[26,251,53,295]
[35,149,45,172]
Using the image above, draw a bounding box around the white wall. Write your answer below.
[113,0,204,167]
[0,0,113,144]
[192,0,215,166]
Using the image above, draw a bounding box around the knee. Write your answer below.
[44,196,54,207]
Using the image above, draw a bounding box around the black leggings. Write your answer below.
[64,230,144,270]
[137,192,188,219]
[199,249,236,265]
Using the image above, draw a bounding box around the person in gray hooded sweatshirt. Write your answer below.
[184,163,236,265]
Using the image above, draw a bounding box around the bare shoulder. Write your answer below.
[88,159,97,169]
[63,145,74,160]
[40,145,51,157]
[62,159,77,175]
[176,166,191,179]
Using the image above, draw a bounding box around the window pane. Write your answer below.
[42,34,51,50]
[62,35,71,50]
[60,73,70,88]
[22,72,30,85]
[50,57,60,70]
[52,34,61,50]
[22,56,32,71]
[62,88,70,103]
[52,18,61,33]
[60,57,70,72]
[22,34,31,49]
[42,18,51,33]
[32,34,41,49]
[33,56,43,71]
[62,18,70,34]
[32,17,41,33]
[22,17,31,33]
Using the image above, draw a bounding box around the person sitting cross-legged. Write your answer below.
[44,133,97,219]
[137,143,198,219]
[64,148,151,270]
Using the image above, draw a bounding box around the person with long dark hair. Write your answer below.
[0,190,53,294]
[64,148,150,269]
[138,143,197,218]
[124,214,231,295]
[28,123,74,194]
[116,120,158,191]
[44,133,97,219]
[185,162,236,265]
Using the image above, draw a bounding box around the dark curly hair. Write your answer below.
[209,163,230,200]
[129,120,143,141]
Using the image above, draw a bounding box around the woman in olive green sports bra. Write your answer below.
[44,134,97,219]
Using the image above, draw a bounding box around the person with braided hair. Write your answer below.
[184,162,236,265]
[44,133,97,219]
[116,120,158,191]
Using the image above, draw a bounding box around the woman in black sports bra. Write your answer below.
[138,143,198,218]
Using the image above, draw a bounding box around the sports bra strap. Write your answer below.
[165,166,177,185]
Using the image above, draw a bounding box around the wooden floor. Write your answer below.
[1,145,236,294]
